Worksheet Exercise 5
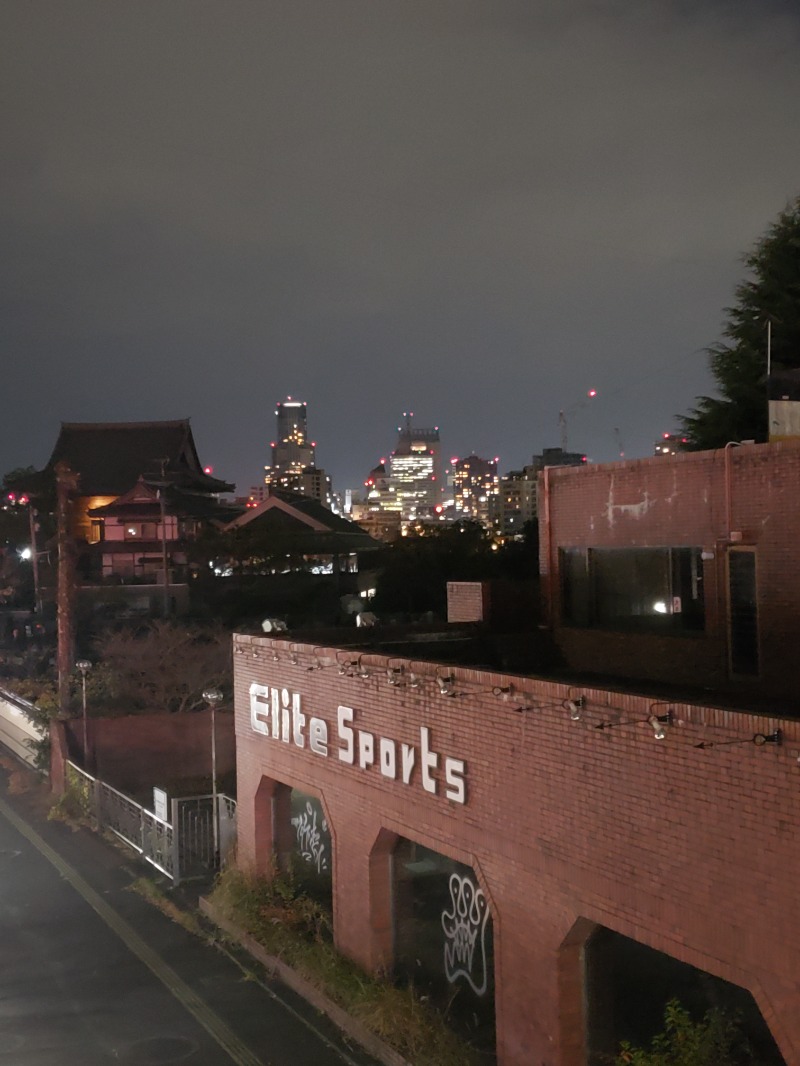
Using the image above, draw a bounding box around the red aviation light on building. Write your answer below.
[19,495,29,505]
[581,455,588,463]
[7,493,15,502]
[451,457,458,465]
[663,432,670,439]
[203,466,213,475]
[587,389,597,398]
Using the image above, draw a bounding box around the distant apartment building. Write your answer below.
[492,448,586,539]
[451,454,499,528]
[263,398,333,508]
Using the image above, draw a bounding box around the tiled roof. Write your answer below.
[225,489,379,550]
[43,420,234,496]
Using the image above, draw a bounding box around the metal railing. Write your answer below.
[65,761,235,884]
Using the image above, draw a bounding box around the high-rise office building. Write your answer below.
[264,398,332,507]
[389,414,443,522]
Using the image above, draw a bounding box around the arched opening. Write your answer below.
[276,783,333,915]
[391,836,496,1062]
[584,927,786,1065]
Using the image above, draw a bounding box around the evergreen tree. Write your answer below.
[680,196,800,448]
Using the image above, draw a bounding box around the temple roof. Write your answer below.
[224,489,379,552]
[36,420,234,496]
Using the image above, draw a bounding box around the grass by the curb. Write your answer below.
[128,877,203,936]
[209,868,482,1066]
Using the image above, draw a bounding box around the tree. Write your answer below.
[372,521,499,617]
[680,196,800,449]
[92,621,231,713]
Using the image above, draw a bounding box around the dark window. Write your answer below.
[288,788,332,906]
[561,548,590,626]
[728,549,758,676]
[393,838,495,1058]
[560,547,704,634]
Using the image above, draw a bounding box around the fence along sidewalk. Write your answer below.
[64,761,236,885]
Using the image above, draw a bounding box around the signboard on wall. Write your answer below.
[249,683,467,804]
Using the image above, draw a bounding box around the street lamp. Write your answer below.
[202,687,224,864]
[75,660,92,767]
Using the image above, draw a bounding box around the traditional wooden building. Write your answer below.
[24,420,237,610]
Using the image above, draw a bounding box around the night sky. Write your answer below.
[3,1,800,497]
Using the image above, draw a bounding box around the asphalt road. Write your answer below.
[0,767,380,1066]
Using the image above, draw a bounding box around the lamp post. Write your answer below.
[75,659,92,767]
[202,687,224,864]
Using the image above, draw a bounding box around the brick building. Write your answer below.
[233,635,799,1065]
[540,439,800,702]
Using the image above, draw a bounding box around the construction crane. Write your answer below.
[558,389,597,451]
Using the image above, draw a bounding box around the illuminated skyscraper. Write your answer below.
[389,414,443,522]
[264,398,332,507]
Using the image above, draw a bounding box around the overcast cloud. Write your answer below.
[2,0,800,493]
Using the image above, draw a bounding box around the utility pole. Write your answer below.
[155,458,171,619]
[55,461,78,717]
[28,502,42,614]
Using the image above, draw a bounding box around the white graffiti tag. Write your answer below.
[441,872,490,996]
[291,802,329,873]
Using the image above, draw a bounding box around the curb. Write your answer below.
[199,896,413,1066]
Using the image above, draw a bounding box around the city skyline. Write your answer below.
[3,2,800,495]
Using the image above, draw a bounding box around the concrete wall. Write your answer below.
[0,688,45,769]
[233,634,800,1066]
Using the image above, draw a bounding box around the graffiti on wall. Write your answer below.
[441,872,490,996]
[291,800,329,873]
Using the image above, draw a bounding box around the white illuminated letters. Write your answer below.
[420,726,438,794]
[337,705,355,764]
[250,686,467,804]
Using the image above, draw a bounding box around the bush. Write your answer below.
[615,999,761,1066]
[209,868,481,1066]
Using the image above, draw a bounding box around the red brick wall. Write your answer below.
[447,581,489,622]
[60,710,236,794]
[540,440,800,698]
[234,634,800,1066]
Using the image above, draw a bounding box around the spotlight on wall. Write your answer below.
[648,712,672,740]
[492,685,514,700]
[437,673,456,697]
[565,696,586,721]
[408,672,421,689]
[387,666,405,686]
[695,729,783,750]
[754,730,782,746]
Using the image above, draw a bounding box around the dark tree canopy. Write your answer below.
[680,196,800,449]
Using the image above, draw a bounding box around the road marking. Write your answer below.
[209,936,365,1066]
[0,795,263,1066]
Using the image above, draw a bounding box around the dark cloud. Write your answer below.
[2,1,800,492]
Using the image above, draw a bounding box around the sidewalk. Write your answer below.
[0,756,382,1066]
